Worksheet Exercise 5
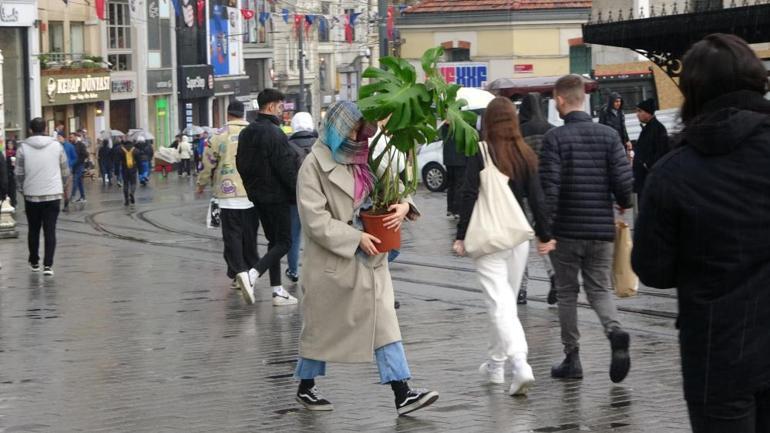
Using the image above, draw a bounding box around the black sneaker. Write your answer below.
[517,289,527,305]
[551,351,583,379]
[130,194,135,204]
[30,263,41,272]
[43,266,54,277]
[395,388,439,416]
[296,386,334,411]
[285,269,299,282]
[609,329,631,383]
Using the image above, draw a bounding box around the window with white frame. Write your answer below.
[243,0,270,44]
[107,0,132,70]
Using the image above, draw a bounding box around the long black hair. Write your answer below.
[680,33,768,124]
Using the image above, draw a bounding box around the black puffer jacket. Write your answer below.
[598,92,629,144]
[519,93,555,155]
[539,111,633,241]
[237,113,298,204]
[632,90,770,406]
[632,116,669,193]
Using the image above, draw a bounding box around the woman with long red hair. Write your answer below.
[454,96,555,396]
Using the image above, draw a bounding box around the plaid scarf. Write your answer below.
[320,101,374,204]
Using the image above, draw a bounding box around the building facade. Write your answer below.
[398,0,591,87]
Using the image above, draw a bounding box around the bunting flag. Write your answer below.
[281,8,289,23]
[349,11,362,26]
[293,13,303,37]
[171,0,182,16]
[241,8,255,20]
[386,5,394,40]
[196,0,205,27]
[95,0,105,19]
[344,13,353,44]
[304,14,314,39]
[318,16,328,35]
[258,11,270,24]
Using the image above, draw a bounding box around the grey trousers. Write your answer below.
[549,238,621,354]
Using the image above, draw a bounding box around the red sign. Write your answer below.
[514,64,534,74]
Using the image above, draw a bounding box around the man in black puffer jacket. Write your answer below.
[540,75,634,384]
[236,88,299,305]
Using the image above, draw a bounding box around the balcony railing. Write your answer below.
[39,52,107,70]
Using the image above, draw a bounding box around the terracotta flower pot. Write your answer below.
[360,210,401,253]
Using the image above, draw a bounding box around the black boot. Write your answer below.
[547,275,558,305]
[391,380,439,416]
[609,329,631,383]
[551,350,583,379]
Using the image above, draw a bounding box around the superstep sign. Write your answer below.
[437,63,488,88]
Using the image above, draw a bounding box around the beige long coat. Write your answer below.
[297,142,415,363]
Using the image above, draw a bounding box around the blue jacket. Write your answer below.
[62,141,77,170]
[539,111,633,241]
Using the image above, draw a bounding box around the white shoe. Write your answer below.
[236,271,255,304]
[479,361,505,384]
[43,266,54,277]
[248,268,258,287]
[509,363,535,396]
[272,291,298,306]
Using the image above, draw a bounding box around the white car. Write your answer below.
[417,140,446,191]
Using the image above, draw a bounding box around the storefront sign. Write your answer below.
[41,71,111,106]
[178,65,214,99]
[111,79,134,94]
[147,69,174,94]
[514,64,534,74]
[437,63,488,88]
[0,2,36,27]
[213,76,250,96]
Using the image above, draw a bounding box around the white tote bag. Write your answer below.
[464,141,534,258]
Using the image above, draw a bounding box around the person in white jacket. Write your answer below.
[178,135,193,176]
[15,118,70,276]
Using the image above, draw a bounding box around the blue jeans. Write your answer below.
[288,205,302,275]
[139,160,150,183]
[295,341,411,384]
[71,165,85,199]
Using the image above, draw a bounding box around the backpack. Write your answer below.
[122,146,135,169]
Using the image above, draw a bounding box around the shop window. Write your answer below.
[108,53,132,71]
[445,48,470,62]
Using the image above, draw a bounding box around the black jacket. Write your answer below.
[631,90,770,406]
[98,142,111,162]
[539,111,633,241]
[441,124,468,167]
[632,116,669,193]
[456,148,552,243]
[237,113,298,204]
[287,130,318,170]
[519,93,555,155]
[598,92,629,144]
[117,143,141,174]
[74,141,89,168]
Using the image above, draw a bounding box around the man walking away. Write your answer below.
[60,133,77,211]
[98,139,112,184]
[137,137,153,186]
[441,123,468,218]
[15,118,70,276]
[517,93,557,305]
[118,139,141,206]
[599,92,632,153]
[70,132,88,203]
[197,102,260,294]
[236,88,298,306]
[632,98,669,219]
[178,136,193,176]
[540,75,634,383]
[285,111,317,283]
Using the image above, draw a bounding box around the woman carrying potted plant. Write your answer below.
[453,97,555,396]
[293,100,439,416]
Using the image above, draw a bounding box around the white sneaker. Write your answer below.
[248,268,258,287]
[272,291,298,306]
[509,362,535,396]
[236,271,255,304]
[230,279,239,290]
[43,266,54,277]
[479,361,505,384]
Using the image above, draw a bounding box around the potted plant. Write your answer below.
[357,46,480,251]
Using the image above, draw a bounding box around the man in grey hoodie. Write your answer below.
[15,118,70,276]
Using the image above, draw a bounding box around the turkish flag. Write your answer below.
[344,14,352,44]
[197,0,205,27]
[387,5,394,40]
[241,8,255,20]
[95,0,105,19]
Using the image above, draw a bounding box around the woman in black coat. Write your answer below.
[632,33,770,433]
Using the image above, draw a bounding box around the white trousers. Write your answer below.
[473,242,530,363]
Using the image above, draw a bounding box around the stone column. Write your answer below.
[0,51,18,239]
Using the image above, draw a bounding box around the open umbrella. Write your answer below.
[101,129,125,139]
[457,87,495,111]
[127,129,155,141]
[182,125,204,136]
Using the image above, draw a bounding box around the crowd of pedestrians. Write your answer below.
[2,33,768,427]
